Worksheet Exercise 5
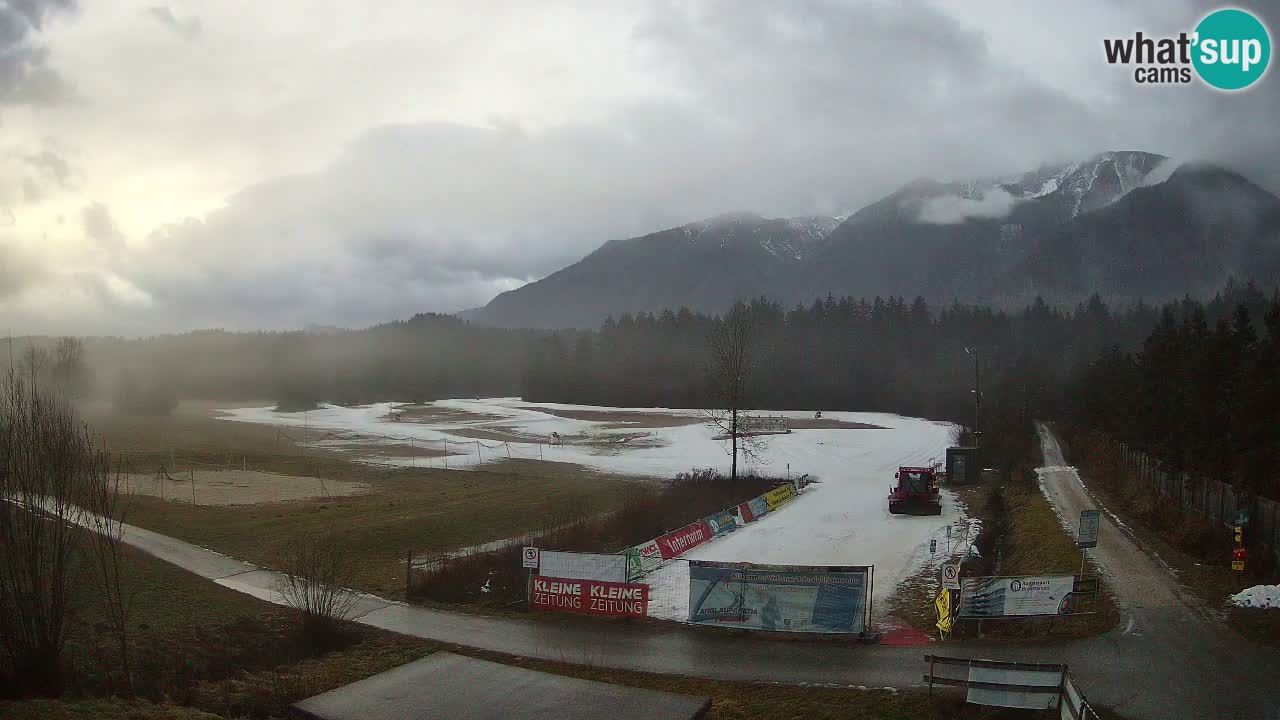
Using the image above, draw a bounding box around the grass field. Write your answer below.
[81,401,643,598]
[2,539,1130,720]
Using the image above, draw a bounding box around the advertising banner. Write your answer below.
[530,576,649,617]
[656,519,713,560]
[763,484,796,511]
[688,561,869,634]
[957,576,1075,618]
[1077,510,1100,549]
[625,539,664,580]
[706,510,738,536]
[745,495,769,520]
[537,550,627,583]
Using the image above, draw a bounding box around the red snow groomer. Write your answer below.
[888,466,942,515]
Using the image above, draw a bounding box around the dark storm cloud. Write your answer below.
[0,0,76,105]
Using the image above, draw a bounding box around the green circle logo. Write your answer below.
[1192,8,1271,90]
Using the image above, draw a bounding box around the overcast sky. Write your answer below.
[1,0,1277,335]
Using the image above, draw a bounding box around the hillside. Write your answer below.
[467,152,1280,328]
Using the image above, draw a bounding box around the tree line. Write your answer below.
[1065,283,1280,499]
[11,280,1278,499]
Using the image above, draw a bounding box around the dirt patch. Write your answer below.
[319,440,446,459]
[393,403,506,425]
[119,469,370,506]
[518,407,885,431]
[444,427,545,443]
[517,406,705,429]
[788,418,884,430]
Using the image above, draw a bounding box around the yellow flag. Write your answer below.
[935,589,953,637]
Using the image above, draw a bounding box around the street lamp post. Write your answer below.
[965,347,980,446]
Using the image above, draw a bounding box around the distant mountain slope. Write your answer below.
[1012,164,1280,301]
[465,152,1280,329]
[475,213,838,328]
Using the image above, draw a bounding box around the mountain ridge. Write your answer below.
[466,151,1280,329]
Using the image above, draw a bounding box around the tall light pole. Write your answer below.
[964,347,980,446]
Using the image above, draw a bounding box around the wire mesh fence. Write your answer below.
[1114,438,1280,565]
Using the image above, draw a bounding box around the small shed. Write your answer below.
[946,446,982,485]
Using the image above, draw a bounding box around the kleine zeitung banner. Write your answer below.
[529,576,650,617]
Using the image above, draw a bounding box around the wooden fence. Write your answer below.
[1115,440,1280,565]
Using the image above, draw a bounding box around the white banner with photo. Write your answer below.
[957,575,1075,618]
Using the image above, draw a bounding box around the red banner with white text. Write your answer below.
[530,576,650,617]
[656,518,713,560]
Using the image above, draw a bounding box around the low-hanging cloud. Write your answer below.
[2,0,1279,335]
[917,188,1020,224]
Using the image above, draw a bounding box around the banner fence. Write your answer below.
[687,561,873,635]
[523,476,879,635]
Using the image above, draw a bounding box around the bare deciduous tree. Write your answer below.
[52,337,91,400]
[276,532,358,644]
[703,301,765,491]
[20,345,49,387]
[0,369,109,696]
[85,460,134,694]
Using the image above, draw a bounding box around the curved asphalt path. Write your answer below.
[115,426,1279,719]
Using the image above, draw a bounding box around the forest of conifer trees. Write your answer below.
[522,281,1280,499]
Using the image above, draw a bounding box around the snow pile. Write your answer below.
[1231,585,1280,610]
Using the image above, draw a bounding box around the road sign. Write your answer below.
[942,562,961,590]
[930,539,937,554]
[1232,560,1246,572]
[521,547,539,569]
[1078,509,1101,549]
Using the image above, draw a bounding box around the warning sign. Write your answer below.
[935,589,953,636]
[522,547,539,569]
[942,563,961,590]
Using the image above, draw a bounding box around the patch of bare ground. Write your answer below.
[788,418,885,430]
[391,403,507,425]
[443,427,548,443]
[122,454,645,598]
[117,469,369,506]
[516,406,706,428]
[516,406,887,431]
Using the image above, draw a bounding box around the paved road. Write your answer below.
[1035,424,1279,720]
[111,426,1279,719]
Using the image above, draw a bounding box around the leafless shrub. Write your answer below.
[0,369,111,696]
[85,460,135,694]
[276,532,358,644]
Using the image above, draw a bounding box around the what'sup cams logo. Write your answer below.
[1104,7,1271,90]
